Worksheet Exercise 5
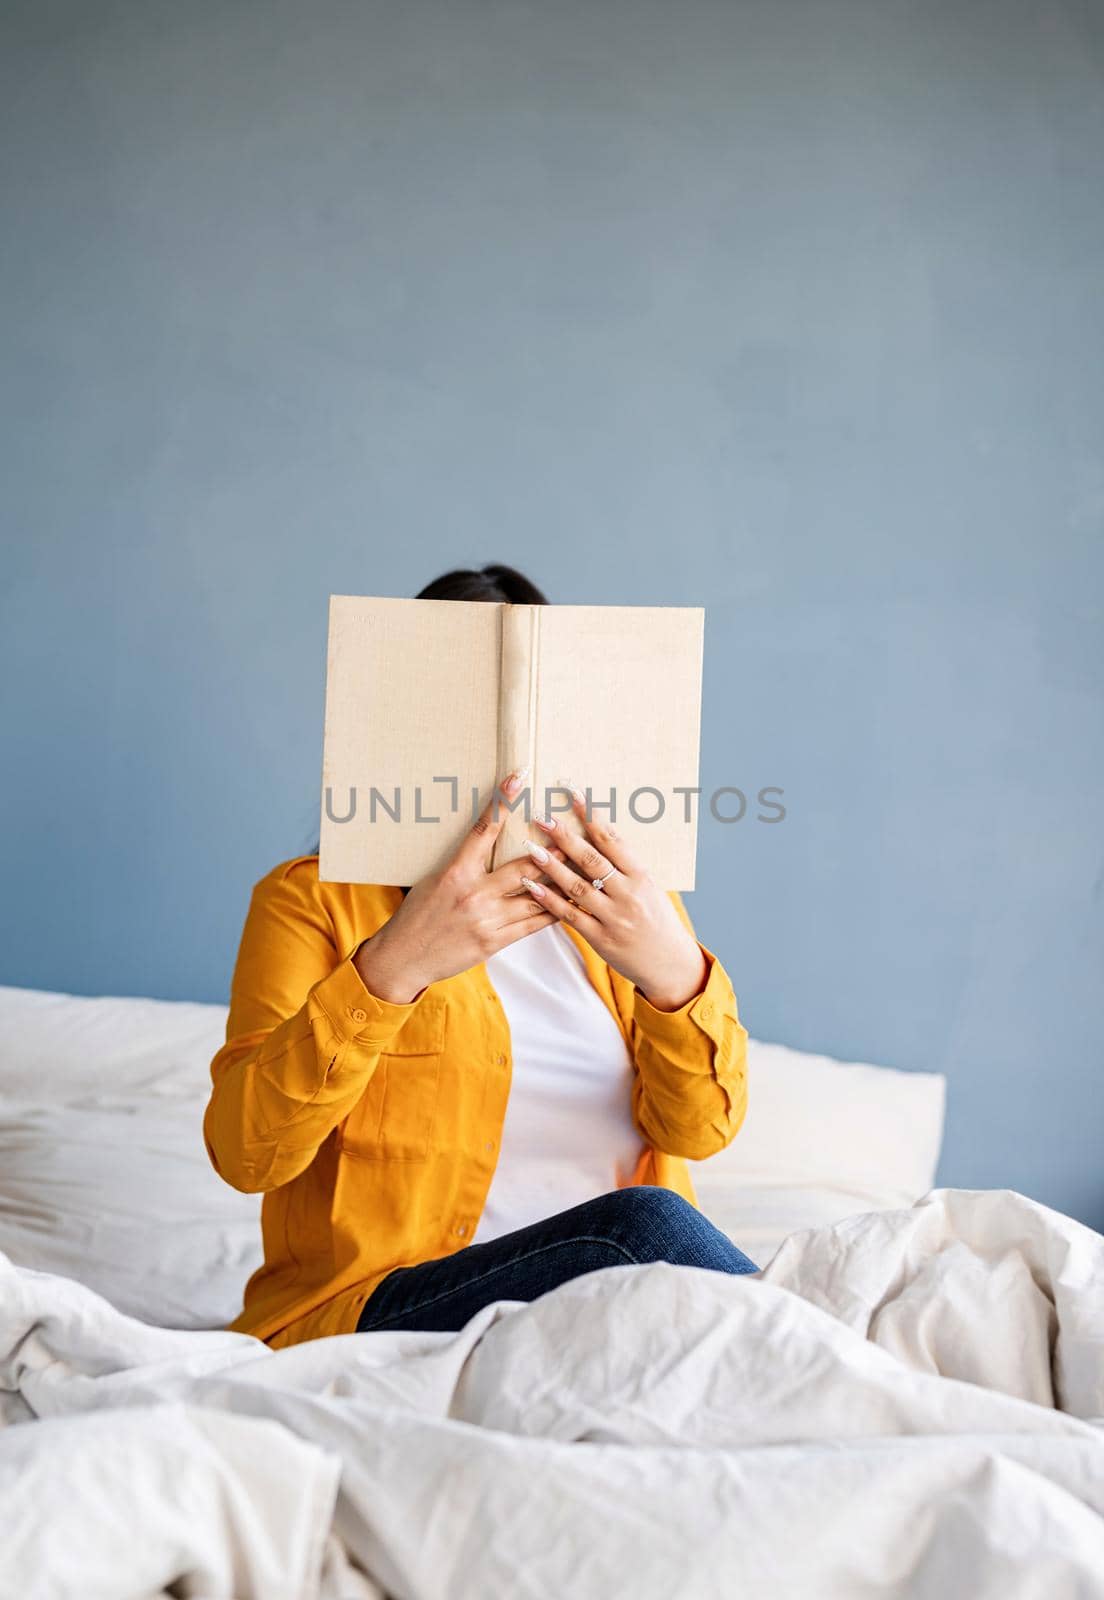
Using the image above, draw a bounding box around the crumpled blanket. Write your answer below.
[2,1187,1101,1599]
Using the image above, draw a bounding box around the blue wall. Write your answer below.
[2,2,1101,1227]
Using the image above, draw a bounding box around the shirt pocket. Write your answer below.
[338,997,447,1163]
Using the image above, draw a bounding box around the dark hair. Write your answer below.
[304,564,548,859]
[415,563,549,605]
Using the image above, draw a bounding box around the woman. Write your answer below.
[204,564,757,1349]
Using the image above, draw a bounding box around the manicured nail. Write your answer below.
[563,778,586,804]
[524,840,549,864]
[503,766,530,795]
[520,876,546,897]
[532,813,557,831]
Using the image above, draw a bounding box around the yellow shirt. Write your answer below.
[203,854,749,1348]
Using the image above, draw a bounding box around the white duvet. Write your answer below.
[2,1187,1102,1600]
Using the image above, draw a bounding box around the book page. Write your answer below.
[526,605,704,890]
[318,596,501,885]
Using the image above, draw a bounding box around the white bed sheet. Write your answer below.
[2,1187,1102,1599]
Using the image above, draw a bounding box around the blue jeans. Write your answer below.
[355,1186,759,1334]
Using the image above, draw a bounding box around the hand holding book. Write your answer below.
[352,770,565,1004]
[520,787,709,1013]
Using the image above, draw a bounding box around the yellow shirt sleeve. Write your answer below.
[203,861,420,1193]
[627,891,749,1160]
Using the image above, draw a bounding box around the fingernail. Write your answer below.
[503,766,530,795]
[524,839,549,864]
[520,876,546,897]
[563,778,586,803]
[533,813,557,830]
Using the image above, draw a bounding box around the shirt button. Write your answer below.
[484,1140,494,1152]
[699,1002,713,1021]
[495,1053,507,1066]
[456,1223,468,1237]
[350,1008,368,1024]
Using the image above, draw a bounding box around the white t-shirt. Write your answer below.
[470,922,644,1245]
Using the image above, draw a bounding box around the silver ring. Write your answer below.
[591,868,617,891]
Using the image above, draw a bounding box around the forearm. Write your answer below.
[636,942,709,1013]
[351,922,431,1005]
[630,947,749,1160]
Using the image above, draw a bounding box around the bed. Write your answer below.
[1,982,1101,1598]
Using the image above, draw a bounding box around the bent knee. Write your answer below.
[606,1184,698,1229]
[603,1185,751,1270]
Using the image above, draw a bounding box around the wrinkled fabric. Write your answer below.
[2,1189,1102,1599]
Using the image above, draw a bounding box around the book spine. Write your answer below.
[493,604,540,867]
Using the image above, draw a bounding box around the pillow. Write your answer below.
[0,984,230,1101]
[0,985,261,1330]
[690,1038,946,1269]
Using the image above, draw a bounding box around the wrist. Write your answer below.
[353,928,430,1006]
[637,943,708,1013]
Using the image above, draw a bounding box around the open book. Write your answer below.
[318,595,704,889]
